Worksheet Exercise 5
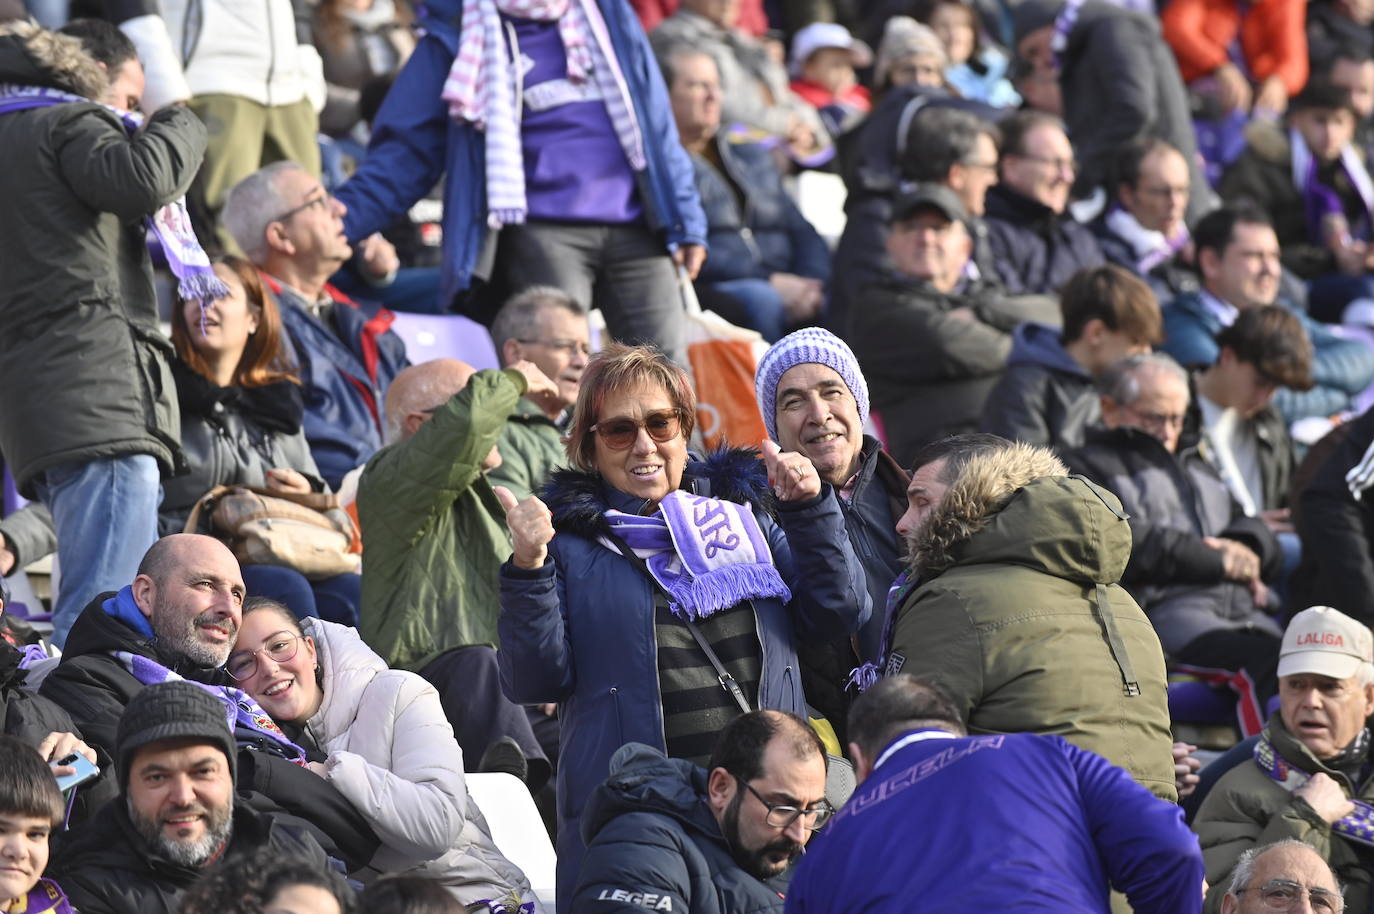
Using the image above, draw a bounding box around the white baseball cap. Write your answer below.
[1278,606,1374,680]
[790,23,874,78]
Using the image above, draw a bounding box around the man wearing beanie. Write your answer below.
[1194,606,1374,912]
[1012,0,1213,224]
[40,534,380,871]
[755,327,907,740]
[50,681,331,914]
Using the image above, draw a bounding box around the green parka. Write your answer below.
[0,23,206,494]
[1194,716,1374,913]
[889,445,1177,801]
[486,397,565,502]
[358,368,526,670]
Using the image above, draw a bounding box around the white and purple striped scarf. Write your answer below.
[114,650,309,765]
[602,490,790,621]
[440,0,646,228]
[0,84,229,307]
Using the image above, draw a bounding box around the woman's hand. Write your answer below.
[762,439,821,503]
[265,468,312,494]
[306,761,330,778]
[494,486,555,569]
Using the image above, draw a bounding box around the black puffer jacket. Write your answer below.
[572,743,790,914]
[849,273,1061,465]
[39,595,380,870]
[983,184,1106,296]
[0,22,206,495]
[160,363,324,534]
[52,799,329,914]
[1066,426,1282,654]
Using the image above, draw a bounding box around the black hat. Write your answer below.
[1011,0,1063,48]
[116,681,237,791]
[890,183,970,227]
[1289,82,1359,119]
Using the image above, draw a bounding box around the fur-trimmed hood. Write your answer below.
[908,442,1132,584]
[542,446,775,540]
[0,20,106,100]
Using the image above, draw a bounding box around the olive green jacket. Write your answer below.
[358,368,526,670]
[1194,716,1374,913]
[889,447,1176,801]
[487,398,565,502]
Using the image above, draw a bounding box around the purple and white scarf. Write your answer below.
[602,490,790,621]
[440,0,646,228]
[0,84,228,307]
[1104,205,1190,275]
[847,569,918,693]
[1255,726,1374,846]
[114,650,309,765]
[1291,124,1374,248]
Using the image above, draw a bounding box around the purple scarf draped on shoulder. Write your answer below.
[0,84,229,306]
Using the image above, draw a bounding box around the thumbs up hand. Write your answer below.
[495,485,555,569]
[761,439,822,503]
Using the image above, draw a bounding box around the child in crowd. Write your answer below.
[788,22,873,136]
[0,735,73,914]
[915,0,1020,106]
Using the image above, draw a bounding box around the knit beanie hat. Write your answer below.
[874,16,948,88]
[755,328,869,442]
[116,681,237,791]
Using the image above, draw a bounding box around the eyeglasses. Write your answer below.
[271,190,333,224]
[516,338,592,357]
[1135,183,1190,201]
[733,775,834,831]
[1235,880,1344,913]
[225,632,300,681]
[1125,404,1186,431]
[591,410,684,450]
[960,158,999,172]
[1015,153,1077,173]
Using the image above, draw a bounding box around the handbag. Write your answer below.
[678,269,771,451]
[183,485,360,580]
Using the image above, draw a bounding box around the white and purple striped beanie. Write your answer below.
[754,328,869,442]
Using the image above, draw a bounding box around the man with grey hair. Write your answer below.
[357,358,558,784]
[1066,352,1283,712]
[487,286,590,501]
[1196,608,1374,912]
[1221,841,1343,914]
[223,161,410,489]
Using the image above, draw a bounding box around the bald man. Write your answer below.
[358,358,558,783]
[38,534,382,865]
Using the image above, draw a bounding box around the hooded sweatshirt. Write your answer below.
[979,322,1099,451]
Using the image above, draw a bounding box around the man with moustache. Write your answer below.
[572,710,831,913]
[40,534,380,871]
[51,682,330,914]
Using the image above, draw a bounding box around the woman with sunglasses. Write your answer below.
[228,597,537,910]
[494,343,869,906]
[165,256,360,625]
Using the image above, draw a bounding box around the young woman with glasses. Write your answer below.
[493,343,869,906]
[227,597,537,910]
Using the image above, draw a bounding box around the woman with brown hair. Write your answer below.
[494,343,869,906]
[165,256,360,624]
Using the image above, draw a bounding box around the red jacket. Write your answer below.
[789,77,871,113]
[631,0,768,36]
[1161,0,1308,96]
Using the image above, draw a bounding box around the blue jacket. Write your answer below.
[334,0,708,309]
[1161,291,1374,426]
[497,448,870,908]
[572,743,789,914]
[979,321,1101,451]
[694,136,829,285]
[785,730,1204,914]
[269,280,411,489]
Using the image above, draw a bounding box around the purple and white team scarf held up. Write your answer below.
[440,0,646,228]
[602,490,791,621]
[0,84,229,308]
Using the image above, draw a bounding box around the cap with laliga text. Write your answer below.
[1278,606,1374,680]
